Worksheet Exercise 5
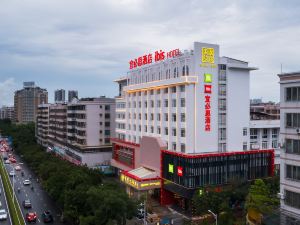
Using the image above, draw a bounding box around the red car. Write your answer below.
[26,212,37,223]
[9,158,16,163]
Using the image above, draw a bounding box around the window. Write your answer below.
[133,113,136,119]
[172,113,176,122]
[144,101,148,108]
[272,129,278,139]
[104,130,110,135]
[262,129,268,139]
[250,129,258,140]
[181,144,185,153]
[150,113,154,120]
[286,87,300,101]
[219,128,226,140]
[157,113,161,121]
[157,127,161,134]
[171,86,176,93]
[139,125,141,131]
[105,113,110,119]
[144,113,147,120]
[164,88,168,94]
[262,141,268,149]
[219,84,226,96]
[285,190,300,209]
[144,125,147,132]
[138,101,141,108]
[133,125,136,131]
[105,105,110,110]
[151,126,154,133]
[286,164,300,181]
[150,90,154,95]
[172,128,176,136]
[172,99,176,107]
[243,142,247,151]
[181,113,186,122]
[150,100,154,108]
[180,85,185,92]
[165,127,168,135]
[272,140,278,148]
[139,113,141,120]
[286,139,300,154]
[164,113,168,121]
[172,142,176,151]
[181,128,185,137]
[157,89,160,94]
[286,113,300,128]
[105,122,110,127]
[181,98,185,107]
[219,99,226,110]
[164,99,168,107]
[243,128,247,136]
[157,100,161,107]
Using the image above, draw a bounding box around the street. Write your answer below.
[0,175,12,225]
[5,153,63,224]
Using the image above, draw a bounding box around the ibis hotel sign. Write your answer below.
[129,48,180,69]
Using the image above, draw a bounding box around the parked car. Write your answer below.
[0,209,7,221]
[26,212,37,223]
[9,171,15,177]
[42,211,53,223]
[4,160,10,164]
[23,180,31,185]
[23,199,32,208]
[9,158,16,163]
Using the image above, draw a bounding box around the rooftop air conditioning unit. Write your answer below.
[296,128,300,134]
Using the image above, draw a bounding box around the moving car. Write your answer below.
[15,165,21,171]
[4,160,10,164]
[23,199,32,208]
[23,179,31,185]
[26,212,37,223]
[0,209,7,221]
[9,171,15,177]
[42,211,53,223]
[9,157,16,163]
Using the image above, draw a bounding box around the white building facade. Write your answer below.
[279,72,300,224]
[115,42,257,154]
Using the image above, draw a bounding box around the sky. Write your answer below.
[0,0,300,106]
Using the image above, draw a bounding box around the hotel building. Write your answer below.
[111,42,274,206]
[279,72,300,224]
[36,103,51,147]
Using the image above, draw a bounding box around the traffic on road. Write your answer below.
[0,138,63,224]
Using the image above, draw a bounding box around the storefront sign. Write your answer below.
[129,49,180,69]
[120,174,139,189]
[202,47,214,64]
[204,74,212,132]
[177,166,183,177]
[168,164,174,173]
[140,181,160,188]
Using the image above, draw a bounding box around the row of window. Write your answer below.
[249,140,278,149]
[286,139,300,154]
[127,98,186,108]
[250,128,279,139]
[129,66,190,85]
[285,190,300,210]
[286,164,300,182]
[126,113,186,122]
[128,85,185,97]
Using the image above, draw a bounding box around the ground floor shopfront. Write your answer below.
[111,137,275,211]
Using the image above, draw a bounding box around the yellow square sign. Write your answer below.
[202,47,214,64]
[204,73,212,83]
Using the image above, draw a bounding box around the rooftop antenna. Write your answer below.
[281,63,283,74]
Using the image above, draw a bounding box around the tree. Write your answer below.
[245,179,279,215]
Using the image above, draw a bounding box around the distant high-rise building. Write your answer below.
[68,90,78,102]
[14,82,48,124]
[54,89,65,103]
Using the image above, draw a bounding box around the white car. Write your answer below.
[15,165,21,171]
[23,180,31,185]
[0,209,7,220]
[4,160,10,164]
[9,171,15,177]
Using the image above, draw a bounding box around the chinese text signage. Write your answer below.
[204,73,212,132]
[129,49,180,69]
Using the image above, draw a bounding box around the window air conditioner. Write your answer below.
[277,193,285,200]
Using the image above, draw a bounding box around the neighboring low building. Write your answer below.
[250,99,280,120]
[36,104,51,147]
[54,89,66,103]
[278,72,300,224]
[68,90,78,102]
[36,97,116,167]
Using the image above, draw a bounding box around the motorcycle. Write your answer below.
[17,187,20,193]
[31,186,34,191]
[21,171,24,177]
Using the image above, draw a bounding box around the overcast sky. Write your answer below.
[0,0,300,106]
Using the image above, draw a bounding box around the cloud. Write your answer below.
[0,0,300,102]
[0,78,17,107]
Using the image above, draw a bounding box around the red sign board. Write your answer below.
[177,166,183,177]
[129,49,180,69]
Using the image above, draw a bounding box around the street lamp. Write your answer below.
[208,210,217,225]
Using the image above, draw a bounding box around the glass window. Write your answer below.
[164,99,168,107]
[172,113,176,122]
[243,128,247,136]
[250,129,258,139]
[181,98,185,107]
[181,128,185,137]
[172,99,176,107]
[262,129,268,139]
[172,128,176,136]
[181,113,186,122]
[164,113,168,121]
